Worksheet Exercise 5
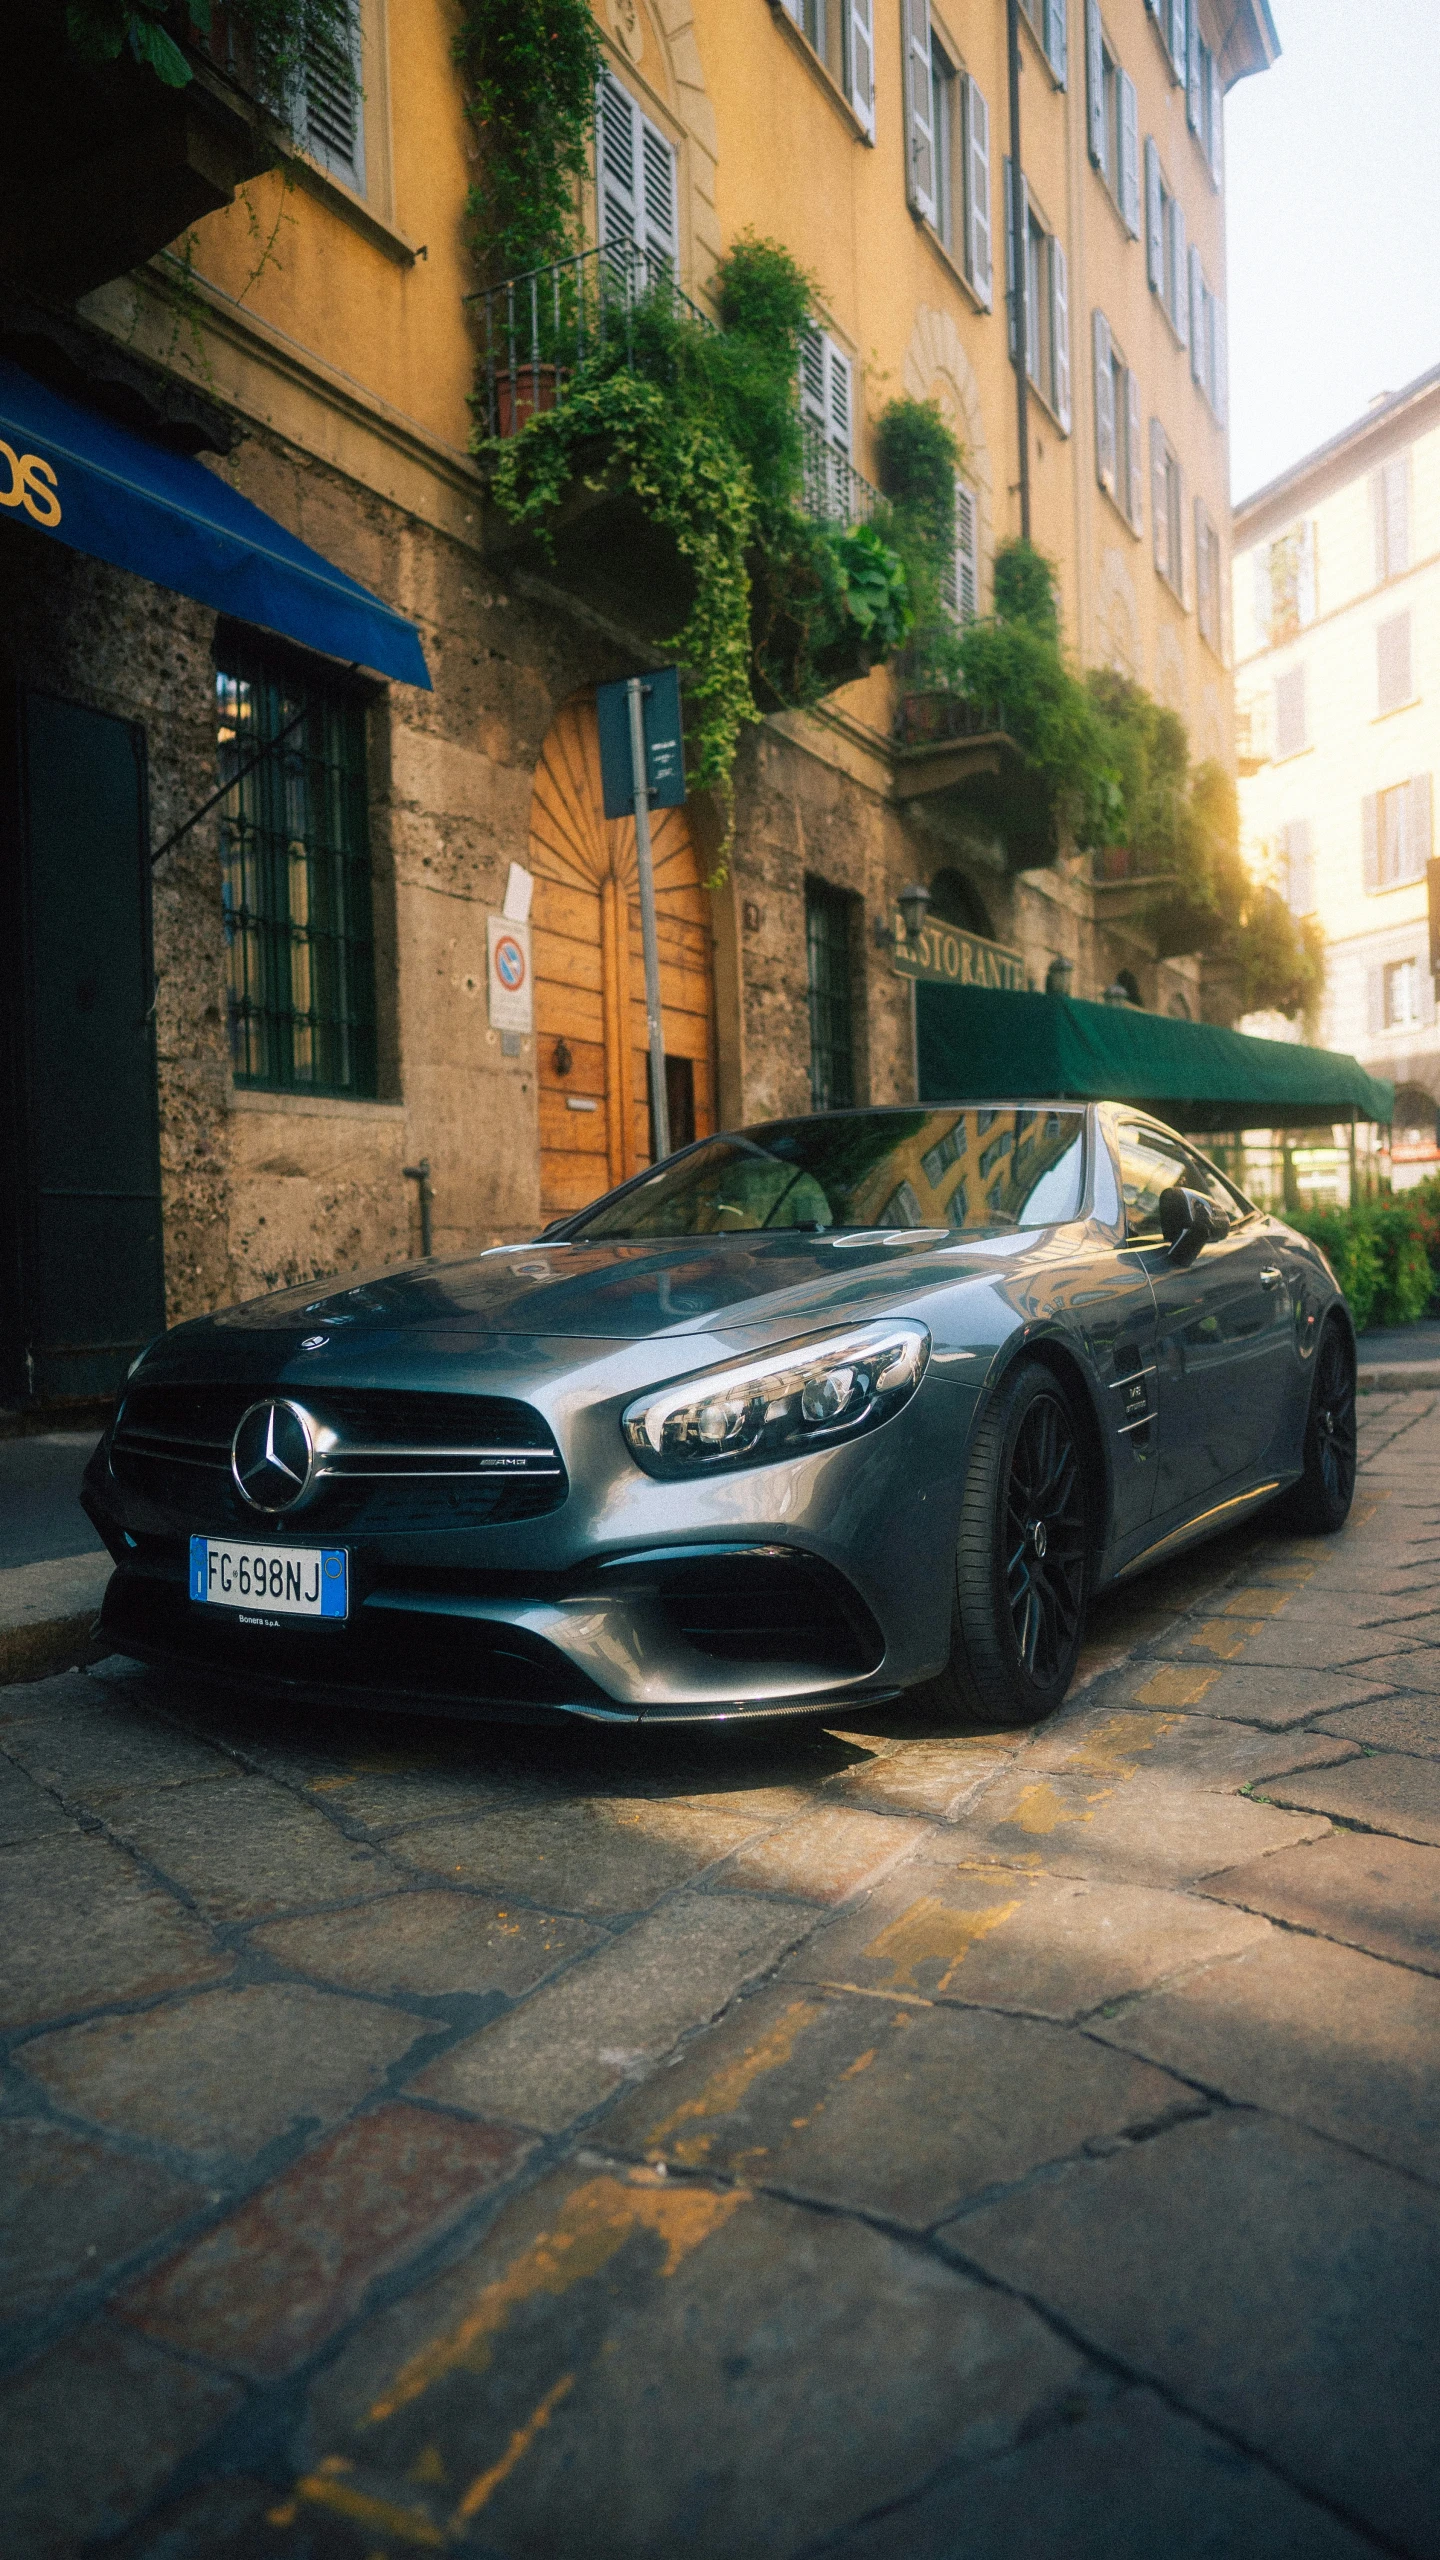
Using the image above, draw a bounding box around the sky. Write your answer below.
[1225,0,1440,503]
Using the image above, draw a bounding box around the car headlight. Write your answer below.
[621,1320,931,1478]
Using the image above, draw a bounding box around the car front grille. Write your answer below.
[109,1381,568,1533]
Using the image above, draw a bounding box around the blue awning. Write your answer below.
[0,357,431,689]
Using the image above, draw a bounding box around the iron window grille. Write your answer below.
[216,649,377,1097]
[806,879,856,1111]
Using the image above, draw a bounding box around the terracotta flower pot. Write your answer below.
[494,367,559,438]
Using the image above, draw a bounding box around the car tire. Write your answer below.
[924,1358,1091,1729]
[1280,1315,1357,1535]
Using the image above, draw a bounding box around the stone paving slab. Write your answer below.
[947,2112,1440,2559]
[824,2384,1379,2560]
[707,1805,931,1903]
[777,1859,1272,2020]
[0,1553,111,1688]
[1313,1693,1440,1757]
[388,1796,774,1917]
[102,1773,398,1923]
[118,2101,532,2380]
[410,1891,808,2133]
[1258,1750,1440,1847]
[18,1981,434,2164]
[0,2320,241,2560]
[1202,1829,1440,1981]
[251,1885,602,2002]
[0,1755,74,1847]
[2,1698,239,1811]
[1015,1699,1361,1793]
[603,1985,1195,2227]
[2,1828,230,2029]
[923,1765,1332,1888]
[823,1737,1014,1822]
[1124,1660,1399,1729]
[1091,1928,1440,2181]
[0,2118,208,2347]
[289,2164,1092,2560]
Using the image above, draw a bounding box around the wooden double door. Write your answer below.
[529,695,716,1221]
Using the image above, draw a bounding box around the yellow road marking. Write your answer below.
[1188,1619,1264,1658]
[1052,1711,1180,1777]
[292,2475,444,2546]
[860,1893,1020,1991]
[639,2001,821,2166]
[1134,1665,1221,1707]
[1000,1781,1107,1835]
[453,2373,574,2522]
[1215,1588,1290,1618]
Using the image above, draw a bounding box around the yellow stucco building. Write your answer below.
[1235,361,1440,1192]
[2,0,1274,1397]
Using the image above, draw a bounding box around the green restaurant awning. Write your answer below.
[916,982,1395,1132]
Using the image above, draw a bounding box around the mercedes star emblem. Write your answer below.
[231,1399,317,1514]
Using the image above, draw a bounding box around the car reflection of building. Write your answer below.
[1235,361,1440,1192]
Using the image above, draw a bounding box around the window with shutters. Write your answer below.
[1004,165,1071,432]
[805,879,856,1110]
[775,0,875,134]
[940,478,980,624]
[1186,14,1221,181]
[1019,0,1069,86]
[1085,6,1139,235]
[297,0,364,195]
[1372,455,1411,583]
[1281,818,1315,916]
[1144,141,1189,343]
[1150,418,1185,601]
[1194,497,1222,651]
[1366,778,1432,892]
[596,73,679,278]
[907,12,992,311]
[1258,523,1316,644]
[930,36,958,252]
[1377,612,1414,717]
[1274,665,1307,761]
[1385,958,1423,1029]
[1146,0,1188,85]
[960,72,993,307]
[800,323,856,518]
[1092,310,1141,534]
[1188,253,1226,422]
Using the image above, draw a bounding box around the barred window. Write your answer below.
[805,878,856,1112]
[216,647,377,1097]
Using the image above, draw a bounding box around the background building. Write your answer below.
[1,0,1274,1406]
[1235,360,1440,1190]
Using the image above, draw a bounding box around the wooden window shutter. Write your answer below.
[1189,247,1205,386]
[1150,420,1168,580]
[904,0,937,222]
[1211,296,1227,424]
[1003,160,1032,366]
[1093,310,1116,494]
[1169,0,1187,80]
[1362,794,1380,892]
[1366,964,1384,1033]
[849,0,876,137]
[956,481,979,620]
[1378,613,1412,715]
[1416,772,1434,866]
[963,77,993,307]
[1119,73,1140,233]
[1170,199,1188,344]
[826,342,854,457]
[1187,7,1202,132]
[1045,0,1068,87]
[597,74,639,253]
[1297,521,1316,627]
[1145,139,1163,292]
[1206,51,1223,181]
[1177,462,1190,607]
[303,0,365,193]
[800,323,828,429]
[1125,369,1143,529]
[1195,495,1210,635]
[778,0,802,19]
[639,114,679,269]
[1052,238,1071,430]
[1085,0,1105,164]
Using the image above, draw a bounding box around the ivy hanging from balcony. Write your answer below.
[477,235,911,801]
[453,0,604,291]
[65,0,353,94]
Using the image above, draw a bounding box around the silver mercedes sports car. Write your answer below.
[84,1102,1357,1729]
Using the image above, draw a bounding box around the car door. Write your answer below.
[1114,1120,1293,1520]
[1073,1112,1161,1561]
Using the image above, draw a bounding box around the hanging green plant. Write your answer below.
[65,0,353,96]
[453,0,603,291]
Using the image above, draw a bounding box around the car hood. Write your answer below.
[187,1229,1050,1347]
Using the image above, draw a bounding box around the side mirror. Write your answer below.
[1159,1184,1231,1266]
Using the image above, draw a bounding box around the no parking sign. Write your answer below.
[487,914,532,1033]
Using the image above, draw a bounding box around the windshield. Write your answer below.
[568,1109,1087,1239]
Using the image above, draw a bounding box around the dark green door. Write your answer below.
[8,691,165,1403]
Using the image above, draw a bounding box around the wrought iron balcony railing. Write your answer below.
[895,691,1006,750]
[469,245,881,530]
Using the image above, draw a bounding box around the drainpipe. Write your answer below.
[403,1157,434,1258]
[1006,0,1032,544]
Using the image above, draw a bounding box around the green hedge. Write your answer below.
[1286,1198,1435,1332]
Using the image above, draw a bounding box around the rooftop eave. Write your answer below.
[1219,0,1280,91]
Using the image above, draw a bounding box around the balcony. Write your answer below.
[890,689,1011,804]
[0,4,276,304]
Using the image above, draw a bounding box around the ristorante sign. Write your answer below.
[890,915,1029,991]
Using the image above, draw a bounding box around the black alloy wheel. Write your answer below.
[1284,1315,1357,1534]
[926,1358,1092,1729]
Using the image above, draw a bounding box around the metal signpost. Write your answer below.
[596,668,686,1164]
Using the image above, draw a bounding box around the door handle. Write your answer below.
[1260,1266,1283,1289]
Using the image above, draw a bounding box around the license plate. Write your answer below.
[189,1536,348,1621]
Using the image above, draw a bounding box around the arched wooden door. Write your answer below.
[528,695,716,1220]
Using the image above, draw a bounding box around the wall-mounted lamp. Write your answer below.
[552,1038,573,1077]
[873,881,933,950]
[1045,954,1074,999]
[1103,980,1137,1009]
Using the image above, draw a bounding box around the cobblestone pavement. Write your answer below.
[4,1396,1440,2559]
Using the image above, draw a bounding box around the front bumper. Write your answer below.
[84,1337,980,1724]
